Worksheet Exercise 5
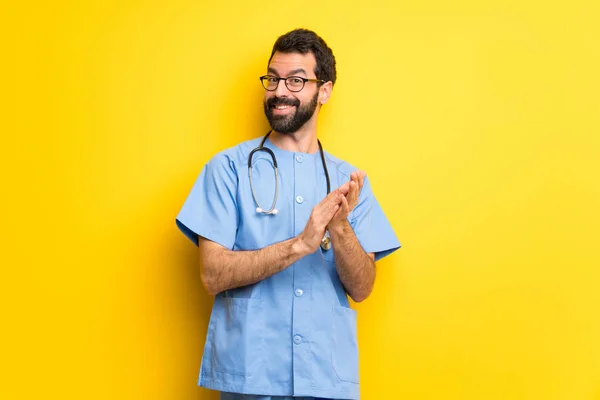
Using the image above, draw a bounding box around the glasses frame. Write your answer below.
[259,75,326,92]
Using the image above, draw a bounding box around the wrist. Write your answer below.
[328,219,351,236]
[291,235,311,258]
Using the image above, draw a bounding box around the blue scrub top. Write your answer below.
[176,135,401,399]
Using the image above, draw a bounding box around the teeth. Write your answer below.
[275,105,291,110]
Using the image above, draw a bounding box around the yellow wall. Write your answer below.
[2,0,599,399]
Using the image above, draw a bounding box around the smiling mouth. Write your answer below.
[274,104,294,109]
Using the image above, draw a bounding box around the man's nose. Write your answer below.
[274,79,292,97]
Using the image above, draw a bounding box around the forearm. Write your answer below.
[329,220,375,302]
[200,236,309,295]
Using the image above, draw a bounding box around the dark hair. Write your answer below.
[268,29,337,86]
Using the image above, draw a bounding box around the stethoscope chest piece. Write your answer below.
[321,231,331,251]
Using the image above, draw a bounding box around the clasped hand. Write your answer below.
[298,170,366,253]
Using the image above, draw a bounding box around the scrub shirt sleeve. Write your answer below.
[350,176,401,261]
[175,153,239,249]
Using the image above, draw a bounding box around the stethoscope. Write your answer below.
[248,131,332,250]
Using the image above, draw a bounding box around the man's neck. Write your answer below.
[269,126,319,154]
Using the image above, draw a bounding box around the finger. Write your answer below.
[341,174,355,196]
[347,180,358,208]
[338,195,350,219]
[329,195,348,223]
[348,171,359,190]
[336,181,350,195]
[318,186,344,208]
[328,203,341,220]
[321,186,347,214]
[333,187,347,200]
[316,182,350,219]
[329,182,350,199]
[357,170,366,192]
[322,186,348,208]
[340,194,349,211]
[315,194,342,225]
[347,178,356,197]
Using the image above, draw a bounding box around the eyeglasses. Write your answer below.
[259,75,325,92]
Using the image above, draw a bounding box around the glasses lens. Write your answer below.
[261,76,278,91]
[286,77,305,92]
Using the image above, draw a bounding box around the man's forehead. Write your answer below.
[268,51,317,76]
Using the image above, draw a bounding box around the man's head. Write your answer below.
[262,29,336,134]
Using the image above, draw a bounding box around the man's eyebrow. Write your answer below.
[267,67,308,77]
[288,68,307,76]
[267,67,279,76]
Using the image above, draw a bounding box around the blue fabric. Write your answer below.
[220,392,332,400]
[176,136,401,399]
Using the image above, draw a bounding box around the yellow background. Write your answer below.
[2,0,599,399]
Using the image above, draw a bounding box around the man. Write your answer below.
[176,29,400,400]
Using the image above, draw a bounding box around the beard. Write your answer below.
[263,91,319,134]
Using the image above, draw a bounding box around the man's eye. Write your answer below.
[291,78,303,84]
[268,77,278,83]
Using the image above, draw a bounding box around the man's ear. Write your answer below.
[319,81,333,105]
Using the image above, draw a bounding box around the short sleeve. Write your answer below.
[350,176,401,261]
[175,153,239,248]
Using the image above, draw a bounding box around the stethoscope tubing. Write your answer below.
[248,130,333,249]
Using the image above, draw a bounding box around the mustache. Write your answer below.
[266,97,300,108]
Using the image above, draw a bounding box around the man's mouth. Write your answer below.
[272,103,296,114]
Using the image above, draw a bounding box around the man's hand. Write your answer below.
[297,183,350,254]
[325,170,375,302]
[328,170,366,230]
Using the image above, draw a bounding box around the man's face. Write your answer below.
[263,51,321,134]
